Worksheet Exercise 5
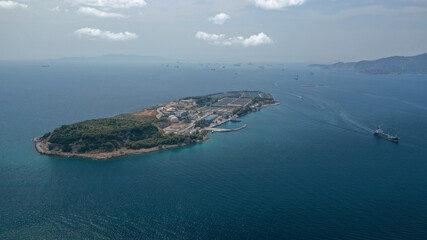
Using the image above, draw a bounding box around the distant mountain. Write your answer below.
[310,53,427,75]
[47,54,169,63]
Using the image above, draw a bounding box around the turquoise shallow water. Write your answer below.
[0,62,426,239]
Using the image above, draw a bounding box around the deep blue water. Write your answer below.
[0,62,426,239]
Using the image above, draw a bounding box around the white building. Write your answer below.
[168,115,179,123]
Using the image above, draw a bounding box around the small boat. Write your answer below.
[374,128,399,143]
[294,74,299,80]
[230,118,241,122]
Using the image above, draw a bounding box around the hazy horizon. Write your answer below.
[2,52,427,65]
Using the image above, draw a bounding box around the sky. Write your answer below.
[0,0,426,62]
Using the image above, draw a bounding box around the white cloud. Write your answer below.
[251,0,305,10]
[195,31,272,47]
[76,0,147,9]
[195,32,227,45]
[49,6,60,11]
[77,7,126,18]
[0,1,28,9]
[241,32,273,46]
[75,28,138,41]
[209,13,230,24]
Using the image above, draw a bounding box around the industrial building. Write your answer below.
[176,110,189,118]
[168,115,179,123]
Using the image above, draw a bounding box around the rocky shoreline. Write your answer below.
[33,91,280,160]
[33,101,280,160]
[33,136,209,160]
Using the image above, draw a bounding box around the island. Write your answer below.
[34,91,280,160]
[310,52,427,75]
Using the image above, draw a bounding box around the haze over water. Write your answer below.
[0,62,426,239]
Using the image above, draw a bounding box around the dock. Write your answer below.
[205,124,248,132]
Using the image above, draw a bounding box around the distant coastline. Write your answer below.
[310,52,427,75]
[34,91,279,160]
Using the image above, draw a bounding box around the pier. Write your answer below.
[205,124,248,132]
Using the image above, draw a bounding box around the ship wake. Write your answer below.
[300,95,373,135]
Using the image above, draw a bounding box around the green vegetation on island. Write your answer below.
[195,120,211,128]
[41,114,205,154]
[34,91,279,159]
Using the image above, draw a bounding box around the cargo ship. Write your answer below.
[374,128,399,143]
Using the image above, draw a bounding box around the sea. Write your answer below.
[0,62,426,239]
